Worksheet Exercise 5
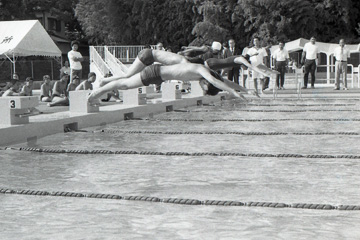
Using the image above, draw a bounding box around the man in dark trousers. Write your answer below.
[223,39,241,84]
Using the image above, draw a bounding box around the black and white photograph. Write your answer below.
[1,0,360,239]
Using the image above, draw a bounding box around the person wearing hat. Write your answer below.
[68,40,84,82]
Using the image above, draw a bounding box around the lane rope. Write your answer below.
[96,129,360,136]
[186,109,360,113]
[1,188,358,210]
[136,118,360,122]
[218,103,357,107]
[4,147,360,159]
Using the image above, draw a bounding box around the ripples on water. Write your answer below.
[1,98,360,239]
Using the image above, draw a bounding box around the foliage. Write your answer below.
[1,0,360,49]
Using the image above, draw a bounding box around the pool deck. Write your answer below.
[0,91,227,146]
[0,86,359,147]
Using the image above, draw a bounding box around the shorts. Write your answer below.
[252,70,264,79]
[138,49,155,66]
[140,65,164,86]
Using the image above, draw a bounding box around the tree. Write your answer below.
[186,0,230,46]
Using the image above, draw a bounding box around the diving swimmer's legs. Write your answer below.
[99,58,147,87]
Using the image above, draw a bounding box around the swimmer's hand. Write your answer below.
[231,91,248,101]
[87,90,101,103]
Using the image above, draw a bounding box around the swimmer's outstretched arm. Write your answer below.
[222,78,260,98]
[198,67,246,100]
[234,56,276,78]
[178,45,209,56]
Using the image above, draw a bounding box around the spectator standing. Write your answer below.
[60,60,71,78]
[333,39,350,90]
[68,40,84,82]
[221,42,228,59]
[223,39,241,84]
[272,41,289,90]
[301,37,319,89]
[246,37,268,94]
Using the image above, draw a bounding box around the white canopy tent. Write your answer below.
[0,20,62,73]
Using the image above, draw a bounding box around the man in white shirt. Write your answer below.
[272,41,289,89]
[246,37,268,94]
[333,39,350,90]
[301,36,320,89]
[68,40,84,81]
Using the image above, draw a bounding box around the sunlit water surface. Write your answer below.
[1,98,360,239]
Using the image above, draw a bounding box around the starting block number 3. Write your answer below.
[10,100,16,108]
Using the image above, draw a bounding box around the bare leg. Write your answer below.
[88,73,145,102]
[254,78,258,94]
[47,96,69,107]
[100,58,146,86]
[41,96,52,102]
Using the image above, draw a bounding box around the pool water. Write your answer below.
[1,98,360,239]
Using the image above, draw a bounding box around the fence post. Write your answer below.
[51,59,54,80]
[31,61,34,79]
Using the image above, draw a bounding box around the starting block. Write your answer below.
[189,81,204,97]
[69,90,99,113]
[162,82,181,100]
[122,88,147,105]
[139,85,155,94]
[0,96,39,125]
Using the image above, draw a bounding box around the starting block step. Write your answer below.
[123,88,147,105]
[0,96,39,125]
[162,82,181,100]
[69,90,99,113]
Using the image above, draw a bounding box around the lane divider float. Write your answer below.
[1,188,359,210]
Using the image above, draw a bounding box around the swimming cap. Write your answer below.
[211,41,222,51]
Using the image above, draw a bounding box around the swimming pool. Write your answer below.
[1,97,360,239]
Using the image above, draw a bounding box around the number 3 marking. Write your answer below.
[10,100,15,108]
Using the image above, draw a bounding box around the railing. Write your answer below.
[89,46,111,76]
[94,45,156,63]
[104,47,128,76]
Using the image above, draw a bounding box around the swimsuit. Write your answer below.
[138,49,155,66]
[140,65,164,86]
[206,56,240,70]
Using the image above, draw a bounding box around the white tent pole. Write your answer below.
[326,54,330,84]
[4,53,16,74]
[13,53,16,73]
